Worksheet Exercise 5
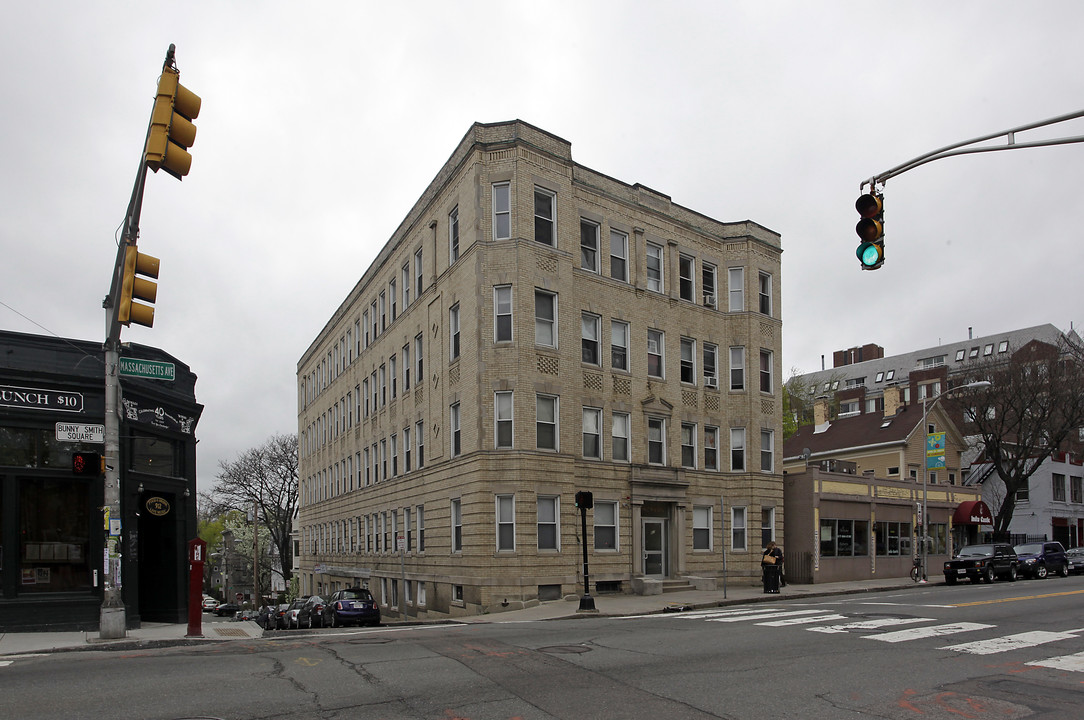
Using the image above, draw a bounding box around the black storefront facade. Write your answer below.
[1,330,202,631]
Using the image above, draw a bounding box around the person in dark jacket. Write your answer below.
[762,541,784,593]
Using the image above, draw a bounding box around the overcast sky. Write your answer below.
[3,2,1082,491]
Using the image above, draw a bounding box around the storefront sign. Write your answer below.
[121,397,197,434]
[145,497,171,517]
[1,384,84,413]
[55,422,105,443]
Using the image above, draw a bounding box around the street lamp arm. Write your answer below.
[862,108,1084,191]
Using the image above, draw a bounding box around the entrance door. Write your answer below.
[642,519,668,578]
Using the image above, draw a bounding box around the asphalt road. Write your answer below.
[5,577,1084,719]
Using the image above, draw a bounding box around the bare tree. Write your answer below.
[960,339,1084,535]
[202,433,298,586]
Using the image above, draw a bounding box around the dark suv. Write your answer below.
[943,544,1018,584]
[1014,541,1069,579]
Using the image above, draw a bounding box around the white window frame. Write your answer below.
[648,416,666,465]
[647,329,664,379]
[646,242,664,293]
[449,304,460,361]
[611,319,629,372]
[759,349,773,394]
[731,506,748,551]
[680,337,696,385]
[594,500,618,551]
[449,205,460,263]
[758,271,772,316]
[702,263,717,308]
[536,394,559,451]
[730,427,746,471]
[537,495,559,551]
[681,422,697,469]
[583,406,602,460]
[761,429,774,472]
[494,285,513,343]
[495,391,513,449]
[612,411,630,463]
[693,506,712,551]
[496,494,516,551]
[679,254,695,302]
[451,498,462,553]
[535,290,557,347]
[580,218,600,273]
[705,426,720,471]
[581,312,601,366]
[450,402,461,457]
[610,229,629,282]
[728,267,744,312]
[493,182,511,240]
[533,186,556,246]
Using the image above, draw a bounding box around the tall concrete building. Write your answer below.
[296,121,782,619]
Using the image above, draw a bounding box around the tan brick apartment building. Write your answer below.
[296,121,782,619]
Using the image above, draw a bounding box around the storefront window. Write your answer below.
[819,519,870,557]
[0,426,94,469]
[875,521,913,556]
[19,476,92,593]
[130,432,181,477]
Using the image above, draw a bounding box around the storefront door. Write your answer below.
[642,519,668,578]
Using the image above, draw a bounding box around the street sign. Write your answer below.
[56,422,105,443]
[119,357,175,381]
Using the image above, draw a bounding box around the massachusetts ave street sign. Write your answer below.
[119,358,175,381]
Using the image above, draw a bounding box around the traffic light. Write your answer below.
[72,451,103,475]
[145,67,201,180]
[117,245,160,327]
[575,491,594,509]
[855,192,885,270]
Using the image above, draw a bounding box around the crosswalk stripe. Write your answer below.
[809,617,934,634]
[757,613,848,627]
[867,622,994,643]
[705,609,828,623]
[941,631,1078,655]
[1028,651,1084,672]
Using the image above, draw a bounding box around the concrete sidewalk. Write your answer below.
[0,577,922,657]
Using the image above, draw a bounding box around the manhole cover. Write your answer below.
[213,628,250,637]
[538,645,591,654]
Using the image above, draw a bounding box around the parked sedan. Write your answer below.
[943,544,1018,584]
[1067,547,1084,575]
[295,595,327,629]
[1014,541,1069,579]
[271,603,291,630]
[283,596,309,629]
[202,597,220,613]
[213,603,241,617]
[323,587,380,628]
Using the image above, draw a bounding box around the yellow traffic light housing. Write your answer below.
[855,192,885,270]
[145,67,201,179]
[117,245,160,327]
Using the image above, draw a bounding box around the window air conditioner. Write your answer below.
[703,293,716,306]
[705,376,718,389]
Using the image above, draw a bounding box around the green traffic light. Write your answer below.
[857,241,883,268]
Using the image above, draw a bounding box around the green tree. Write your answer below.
[201,433,298,590]
[962,339,1084,536]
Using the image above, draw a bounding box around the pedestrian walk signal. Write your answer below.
[72,452,103,475]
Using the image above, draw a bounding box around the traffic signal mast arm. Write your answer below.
[861,107,1084,192]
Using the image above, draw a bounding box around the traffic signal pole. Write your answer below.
[855,108,1084,271]
[861,108,1084,192]
[99,44,197,639]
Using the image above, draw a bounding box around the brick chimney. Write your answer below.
[814,397,831,427]
[883,385,901,418]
